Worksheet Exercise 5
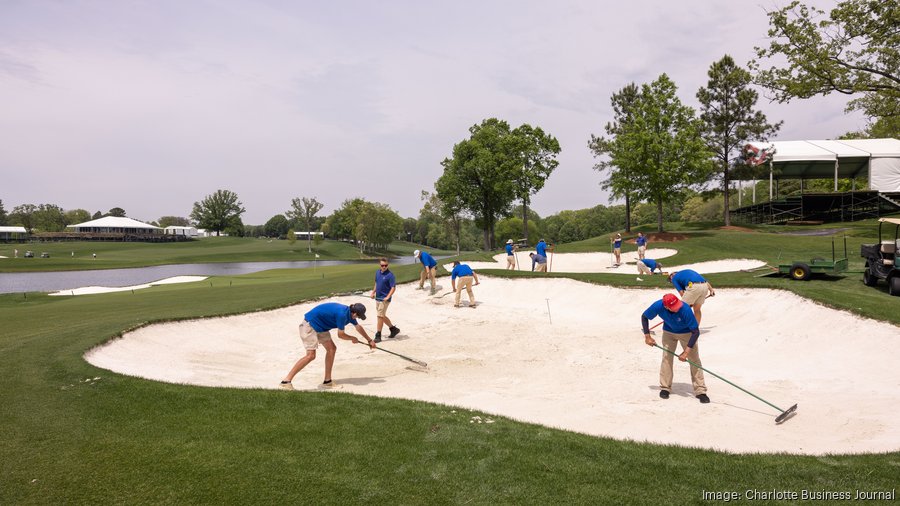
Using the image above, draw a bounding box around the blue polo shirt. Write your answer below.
[418,251,437,268]
[536,241,547,256]
[642,258,659,270]
[304,302,358,333]
[450,263,474,280]
[636,235,647,247]
[505,243,514,256]
[613,237,622,249]
[671,269,706,292]
[642,299,700,347]
[374,268,396,301]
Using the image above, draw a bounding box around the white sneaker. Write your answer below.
[636,277,643,281]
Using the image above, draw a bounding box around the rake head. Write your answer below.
[775,403,798,424]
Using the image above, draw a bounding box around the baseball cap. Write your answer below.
[349,303,367,320]
[662,293,683,312]
[413,249,420,257]
[506,239,513,244]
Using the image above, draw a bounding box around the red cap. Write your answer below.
[662,293,683,312]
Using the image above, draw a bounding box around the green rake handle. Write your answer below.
[653,343,785,414]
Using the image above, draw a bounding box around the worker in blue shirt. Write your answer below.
[529,252,547,272]
[414,249,438,293]
[450,260,480,308]
[635,232,647,260]
[636,258,663,275]
[370,257,400,343]
[611,233,623,266]
[536,239,548,257]
[667,269,716,325]
[505,239,517,270]
[281,302,375,389]
[642,293,709,403]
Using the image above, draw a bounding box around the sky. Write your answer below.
[0,0,867,225]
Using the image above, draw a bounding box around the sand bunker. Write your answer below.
[50,276,208,296]
[87,275,900,455]
[455,248,766,275]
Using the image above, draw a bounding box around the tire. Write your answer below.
[890,276,900,297]
[790,262,811,281]
[863,266,878,286]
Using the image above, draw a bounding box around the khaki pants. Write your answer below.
[659,330,706,395]
[683,282,709,306]
[455,276,475,306]
[637,261,650,275]
[535,263,547,272]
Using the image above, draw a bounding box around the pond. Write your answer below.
[0,257,424,294]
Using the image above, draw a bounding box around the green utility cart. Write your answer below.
[773,237,849,281]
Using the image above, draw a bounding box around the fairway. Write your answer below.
[87,274,900,455]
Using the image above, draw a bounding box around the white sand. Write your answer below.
[49,276,208,296]
[453,248,766,275]
[86,266,900,456]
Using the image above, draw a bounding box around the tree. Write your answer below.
[751,0,900,120]
[697,55,782,226]
[32,204,67,232]
[65,209,92,226]
[287,197,324,253]
[157,216,191,228]
[510,124,560,243]
[92,210,102,220]
[0,199,7,226]
[589,83,641,232]
[9,204,37,232]
[107,207,127,217]
[264,214,290,238]
[437,118,519,250]
[190,189,246,236]
[322,198,402,253]
[600,74,714,232]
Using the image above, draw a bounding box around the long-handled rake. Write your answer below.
[653,344,797,424]
[358,341,428,367]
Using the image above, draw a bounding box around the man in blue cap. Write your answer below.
[642,293,708,403]
[450,260,480,308]
[280,302,375,389]
[414,249,437,293]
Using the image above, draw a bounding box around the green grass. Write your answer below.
[2,221,899,504]
[0,238,458,273]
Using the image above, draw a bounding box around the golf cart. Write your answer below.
[860,217,900,296]
[774,236,848,281]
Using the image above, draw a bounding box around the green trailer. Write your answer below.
[775,236,849,281]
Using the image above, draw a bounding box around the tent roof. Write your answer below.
[0,226,28,233]
[69,216,160,229]
[743,138,900,180]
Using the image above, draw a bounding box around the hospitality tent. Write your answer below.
[0,226,28,241]
[743,138,900,198]
[68,216,162,234]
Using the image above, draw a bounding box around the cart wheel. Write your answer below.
[863,266,878,286]
[890,276,900,297]
[790,262,811,281]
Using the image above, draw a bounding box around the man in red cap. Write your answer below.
[641,293,708,403]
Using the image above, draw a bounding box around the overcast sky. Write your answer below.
[1,0,866,225]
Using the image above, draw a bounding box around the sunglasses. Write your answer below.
[380,264,389,267]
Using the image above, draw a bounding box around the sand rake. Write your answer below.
[653,344,797,424]
[358,341,428,367]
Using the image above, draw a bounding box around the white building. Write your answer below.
[67,216,162,234]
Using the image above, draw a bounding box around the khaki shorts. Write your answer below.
[535,263,547,272]
[299,320,332,351]
[507,255,515,266]
[376,299,391,317]
[682,282,709,306]
[637,260,650,275]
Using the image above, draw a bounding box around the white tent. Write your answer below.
[68,216,162,234]
[744,138,900,196]
[0,226,28,241]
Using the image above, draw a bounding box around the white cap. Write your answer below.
[413,249,420,257]
[506,239,513,244]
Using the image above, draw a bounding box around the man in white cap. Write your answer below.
[414,249,437,293]
[280,302,375,389]
[505,239,517,270]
